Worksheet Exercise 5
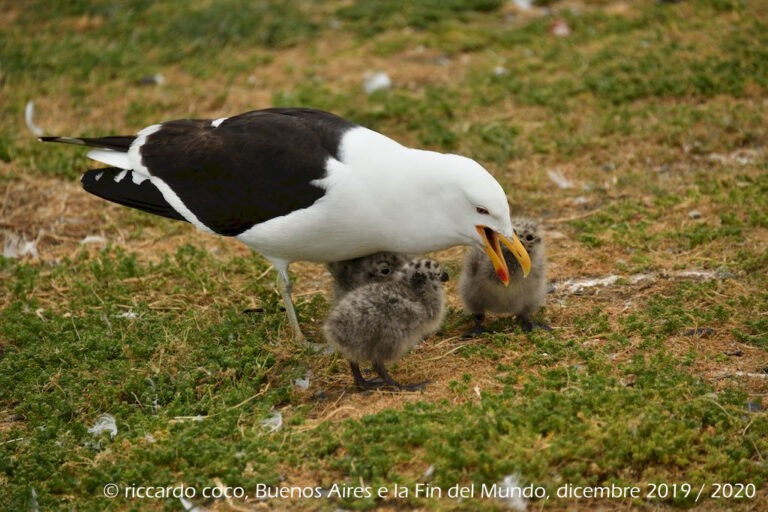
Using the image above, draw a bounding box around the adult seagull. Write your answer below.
[40,108,531,340]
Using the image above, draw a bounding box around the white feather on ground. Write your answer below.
[294,371,311,390]
[30,488,40,512]
[80,235,107,245]
[512,0,533,10]
[363,71,392,94]
[3,235,38,259]
[25,101,45,136]
[179,497,208,511]
[496,473,528,511]
[260,411,282,433]
[87,414,118,437]
[546,169,573,189]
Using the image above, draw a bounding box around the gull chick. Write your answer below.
[323,258,448,391]
[326,252,408,302]
[460,217,549,336]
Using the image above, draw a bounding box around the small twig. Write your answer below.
[226,383,270,411]
[431,335,460,348]
[425,344,468,361]
[213,478,250,512]
[547,210,599,224]
[70,317,81,341]
[749,438,764,463]
[315,388,347,420]
[295,405,357,432]
[294,290,321,298]
[0,437,24,446]
[703,398,736,423]
[169,416,207,424]
[168,385,272,426]
[256,265,274,281]
[89,285,107,307]
[715,371,768,380]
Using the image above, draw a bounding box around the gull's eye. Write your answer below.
[476,207,489,215]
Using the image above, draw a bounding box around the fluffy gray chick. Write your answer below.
[459,217,549,336]
[323,258,448,391]
[326,252,409,302]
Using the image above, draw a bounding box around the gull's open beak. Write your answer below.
[476,226,531,286]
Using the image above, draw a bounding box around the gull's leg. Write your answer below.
[274,264,305,343]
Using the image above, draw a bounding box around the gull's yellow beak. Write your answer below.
[476,226,531,286]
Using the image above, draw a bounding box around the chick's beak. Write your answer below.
[476,226,531,286]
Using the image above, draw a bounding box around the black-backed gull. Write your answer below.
[41,108,531,340]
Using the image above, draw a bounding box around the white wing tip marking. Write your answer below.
[150,176,216,234]
[128,124,163,176]
[87,148,132,170]
[131,172,148,185]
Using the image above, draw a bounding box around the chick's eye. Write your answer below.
[526,234,534,241]
[476,207,489,215]
[380,268,390,275]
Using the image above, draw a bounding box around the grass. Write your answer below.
[1,0,767,510]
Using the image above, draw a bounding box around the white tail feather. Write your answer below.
[87,149,133,170]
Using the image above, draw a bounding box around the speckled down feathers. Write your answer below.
[324,258,447,366]
[460,217,547,317]
[326,252,409,302]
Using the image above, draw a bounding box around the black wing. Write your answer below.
[139,110,355,235]
[81,168,188,222]
[44,108,357,236]
[39,136,135,151]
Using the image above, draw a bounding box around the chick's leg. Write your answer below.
[349,361,385,389]
[518,315,552,333]
[462,313,487,339]
[372,361,427,392]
